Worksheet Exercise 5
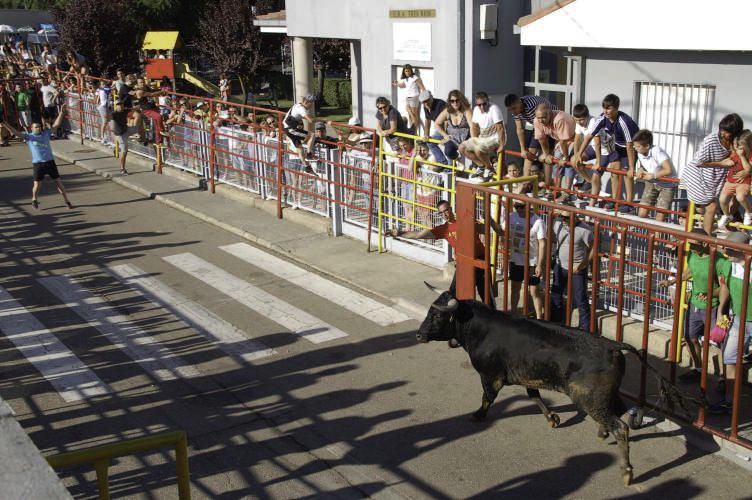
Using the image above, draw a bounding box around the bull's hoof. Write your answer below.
[597,430,609,441]
[472,409,487,421]
[548,413,560,428]
[622,469,633,486]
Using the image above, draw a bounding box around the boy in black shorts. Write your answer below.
[5,104,73,210]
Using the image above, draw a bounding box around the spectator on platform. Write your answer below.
[550,208,595,332]
[392,64,425,133]
[414,140,442,226]
[219,74,230,101]
[573,94,639,213]
[505,94,559,175]
[40,43,58,73]
[680,113,743,235]
[461,91,506,182]
[310,121,338,155]
[261,114,278,139]
[419,90,448,164]
[504,200,546,319]
[14,82,32,133]
[434,89,472,165]
[658,228,724,383]
[96,79,112,145]
[375,96,408,152]
[718,129,752,230]
[633,129,677,222]
[533,103,576,200]
[572,103,616,207]
[712,230,752,413]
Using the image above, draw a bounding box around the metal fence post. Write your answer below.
[331,148,343,236]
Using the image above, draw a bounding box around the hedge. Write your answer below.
[313,78,352,109]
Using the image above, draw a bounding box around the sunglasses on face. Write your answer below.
[377,105,387,111]
[476,101,489,107]
[449,98,459,103]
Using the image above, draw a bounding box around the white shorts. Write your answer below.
[461,135,499,155]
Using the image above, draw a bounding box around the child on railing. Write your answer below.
[718,129,752,230]
[414,140,442,227]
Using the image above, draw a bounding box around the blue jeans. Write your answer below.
[551,262,591,332]
[427,131,450,165]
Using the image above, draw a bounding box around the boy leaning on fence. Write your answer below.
[632,129,677,222]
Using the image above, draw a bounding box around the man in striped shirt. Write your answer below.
[505,94,558,175]
[680,113,743,235]
[573,94,639,212]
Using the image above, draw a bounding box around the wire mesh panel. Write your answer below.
[282,148,330,216]
[162,118,208,176]
[213,126,262,194]
[65,92,82,135]
[341,150,377,228]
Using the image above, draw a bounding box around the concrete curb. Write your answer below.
[54,142,430,323]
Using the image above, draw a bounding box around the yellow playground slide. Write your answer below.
[174,62,221,97]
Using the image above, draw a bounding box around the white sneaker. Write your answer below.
[717,215,729,230]
[744,213,752,227]
[482,169,495,182]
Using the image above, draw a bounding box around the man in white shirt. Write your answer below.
[632,129,676,221]
[503,201,546,319]
[460,91,506,182]
[40,77,61,128]
[572,104,617,207]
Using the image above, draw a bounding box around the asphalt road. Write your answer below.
[0,143,750,499]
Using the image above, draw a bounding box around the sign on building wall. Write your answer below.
[392,22,432,62]
[389,9,436,18]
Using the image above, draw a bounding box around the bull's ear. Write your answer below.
[424,281,444,295]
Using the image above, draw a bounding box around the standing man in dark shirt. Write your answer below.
[419,90,448,165]
[505,94,559,175]
[109,100,131,175]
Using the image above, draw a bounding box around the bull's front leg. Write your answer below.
[473,374,504,420]
[526,388,560,428]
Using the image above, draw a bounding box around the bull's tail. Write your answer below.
[603,338,707,414]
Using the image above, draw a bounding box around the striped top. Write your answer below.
[587,112,639,148]
[680,133,731,205]
[512,95,558,125]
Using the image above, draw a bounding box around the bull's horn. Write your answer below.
[431,298,459,312]
[424,281,444,295]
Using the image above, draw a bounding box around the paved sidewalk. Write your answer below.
[51,138,451,321]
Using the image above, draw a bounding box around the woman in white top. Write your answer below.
[392,64,424,134]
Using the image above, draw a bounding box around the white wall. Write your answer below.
[521,0,752,51]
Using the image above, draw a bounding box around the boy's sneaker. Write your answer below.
[717,215,730,230]
[743,213,752,227]
[482,169,495,182]
[618,204,634,214]
[708,399,732,415]
[468,171,485,183]
[743,352,752,364]
[32,199,39,209]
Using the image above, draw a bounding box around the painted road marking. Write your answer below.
[39,276,200,382]
[163,253,348,344]
[108,263,275,362]
[0,286,110,402]
[220,242,410,326]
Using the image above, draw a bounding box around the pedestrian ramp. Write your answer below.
[0,245,413,404]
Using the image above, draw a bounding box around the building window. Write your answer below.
[634,82,716,174]
[523,46,581,114]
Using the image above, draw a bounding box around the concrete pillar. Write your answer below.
[292,36,313,103]
[350,40,362,122]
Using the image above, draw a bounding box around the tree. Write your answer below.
[53,0,142,76]
[312,38,350,104]
[195,0,271,104]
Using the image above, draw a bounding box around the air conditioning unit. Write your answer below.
[480,4,498,41]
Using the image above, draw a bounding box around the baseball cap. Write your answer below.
[195,101,206,108]
[303,93,316,102]
[347,116,361,126]
[315,121,326,130]
[419,90,432,102]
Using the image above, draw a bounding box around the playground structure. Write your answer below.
[142,31,220,97]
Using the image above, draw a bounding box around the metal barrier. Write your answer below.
[453,179,752,450]
[46,430,191,500]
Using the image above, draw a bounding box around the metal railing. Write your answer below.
[46,430,191,500]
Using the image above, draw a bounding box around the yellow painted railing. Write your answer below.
[46,430,191,500]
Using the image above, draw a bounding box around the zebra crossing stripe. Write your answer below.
[108,263,275,362]
[220,242,411,326]
[38,276,201,382]
[0,286,110,402]
[163,253,348,344]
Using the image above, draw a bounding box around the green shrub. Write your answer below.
[313,78,352,109]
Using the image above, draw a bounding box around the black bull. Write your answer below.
[417,285,702,486]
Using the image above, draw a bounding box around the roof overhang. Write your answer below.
[254,9,287,35]
[143,31,182,51]
[518,0,752,51]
